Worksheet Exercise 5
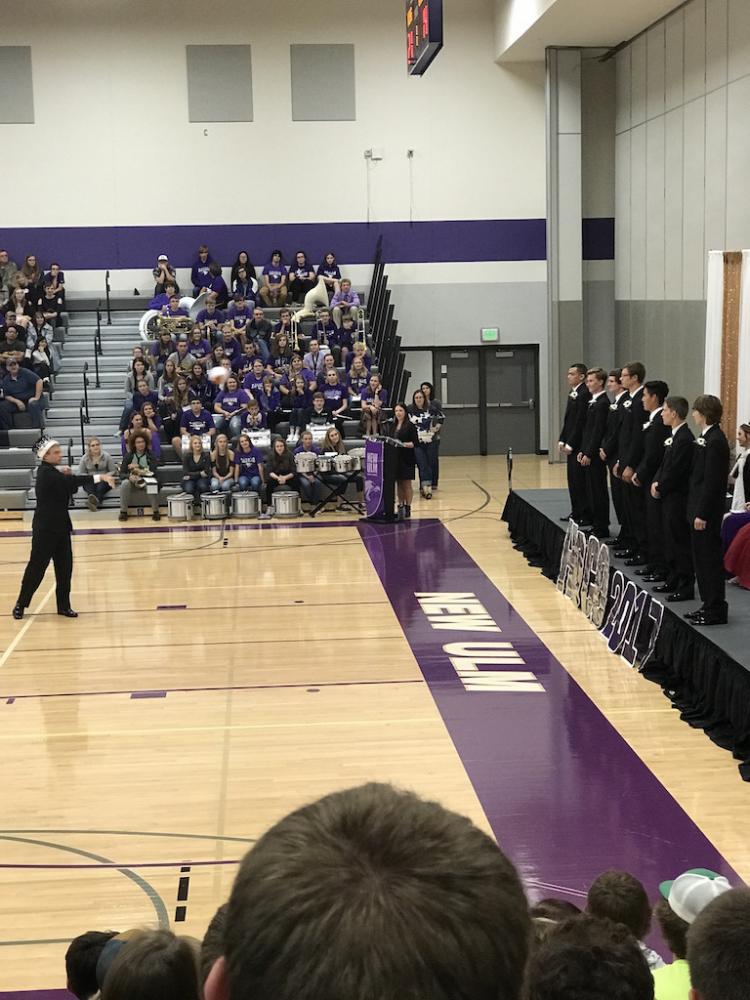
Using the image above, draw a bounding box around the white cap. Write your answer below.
[157,254,169,261]
[659,869,732,924]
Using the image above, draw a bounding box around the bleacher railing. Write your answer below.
[78,402,86,454]
[105,271,112,325]
[82,363,90,423]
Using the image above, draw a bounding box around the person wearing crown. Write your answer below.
[12,437,116,620]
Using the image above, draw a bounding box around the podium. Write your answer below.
[363,436,401,521]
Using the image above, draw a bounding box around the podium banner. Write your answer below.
[364,439,385,517]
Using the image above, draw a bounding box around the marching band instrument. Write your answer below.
[201,492,230,520]
[272,491,301,517]
[348,448,366,471]
[315,454,334,472]
[167,493,194,521]
[231,491,262,517]
[333,454,353,473]
[295,452,317,474]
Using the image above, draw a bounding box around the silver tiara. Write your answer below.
[32,435,60,459]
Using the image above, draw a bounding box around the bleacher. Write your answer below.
[0,241,410,512]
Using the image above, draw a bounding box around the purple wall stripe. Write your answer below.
[358,520,736,906]
[0,218,614,269]
[0,992,72,1000]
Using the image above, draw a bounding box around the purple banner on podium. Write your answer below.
[364,439,385,518]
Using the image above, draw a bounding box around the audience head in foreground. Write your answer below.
[205,782,530,1000]
[687,886,750,1000]
[100,929,201,1000]
[525,915,654,1000]
[65,929,119,1000]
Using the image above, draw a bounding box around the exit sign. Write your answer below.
[481,328,499,343]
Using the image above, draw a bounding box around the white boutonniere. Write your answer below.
[664,437,673,447]
[570,390,578,399]
[623,400,632,408]
[643,420,651,430]
[696,437,706,447]
[609,403,618,411]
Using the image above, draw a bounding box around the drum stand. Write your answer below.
[308,471,365,518]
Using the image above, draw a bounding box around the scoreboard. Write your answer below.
[406,0,443,76]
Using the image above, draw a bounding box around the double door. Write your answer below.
[432,346,538,456]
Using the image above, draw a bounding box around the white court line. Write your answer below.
[0,582,56,671]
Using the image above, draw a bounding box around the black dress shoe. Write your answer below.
[57,609,79,618]
[692,612,728,627]
[668,592,694,603]
[12,603,24,620]
[614,549,632,559]
[683,608,704,619]
[625,556,647,567]
[634,567,653,576]
[652,583,671,593]
[559,514,572,522]
[642,574,666,583]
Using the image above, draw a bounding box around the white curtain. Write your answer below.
[738,251,750,425]
[704,250,724,397]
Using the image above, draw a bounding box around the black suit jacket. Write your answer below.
[655,423,694,498]
[622,386,646,469]
[580,393,609,461]
[636,411,670,486]
[32,461,93,535]
[601,392,628,465]
[687,424,731,523]
[559,382,591,452]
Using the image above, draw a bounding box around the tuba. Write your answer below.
[147,314,194,339]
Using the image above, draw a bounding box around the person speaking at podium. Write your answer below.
[12,437,116,620]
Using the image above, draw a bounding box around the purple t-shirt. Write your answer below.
[188,338,211,359]
[228,304,254,329]
[258,387,282,413]
[234,447,264,477]
[196,307,225,326]
[215,388,250,413]
[240,410,267,430]
[263,263,287,284]
[327,326,354,350]
[317,263,341,280]
[348,374,369,394]
[361,386,388,405]
[290,388,313,410]
[180,408,215,435]
[242,372,267,398]
[220,337,242,361]
[294,443,321,456]
[322,384,346,412]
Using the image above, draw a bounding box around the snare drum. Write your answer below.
[295,452,317,474]
[316,454,334,473]
[272,491,301,517]
[348,448,365,471]
[167,493,194,521]
[333,454,353,473]
[201,492,229,520]
[232,491,261,517]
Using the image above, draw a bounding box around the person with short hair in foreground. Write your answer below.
[204,782,530,1000]
[687,886,750,1000]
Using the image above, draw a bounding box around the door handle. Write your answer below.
[443,403,473,409]
[498,399,535,410]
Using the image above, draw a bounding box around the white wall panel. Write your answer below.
[645,117,666,301]
[705,0,728,93]
[704,87,727,254]
[615,130,631,299]
[646,22,666,120]
[664,108,684,300]
[684,0,707,104]
[630,34,647,127]
[665,10,685,112]
[682,97,706,299]
[725,74,750,248]
[556,132,583,301]
[630,125,648,300]
[727,0,750,82]
[615,48,631,134]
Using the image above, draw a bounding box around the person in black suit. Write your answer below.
[685,395,731,626]
[599,369,628,544]
[577,367,610,538]
[614,361,647,563]
[558,363,591,524]
[651,396,695,601]
[12,437,116,620]
[632,380,670,582]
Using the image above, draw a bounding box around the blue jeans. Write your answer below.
[416,441,439,487]
[119,398,134,431]
[214,414,243,437]
[183,478,210,497]
[211,477,234,491]
[237,475,262,492]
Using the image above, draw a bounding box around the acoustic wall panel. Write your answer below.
[682,96,706,299]
[290,44,355,122]
[704,87,727,254]
[614,131,631,299]
[705,0,728,93]
[645,117,666,301]
[615,49,631,135]
[683,0,707,105]
[663,107,684,301]
[629,124,647,300]
[186,45,253,122]
[0,47,34,124]
[630,35,647,127]
[646,22,666,122]
[728,0,750,82]
[665,10,684,112]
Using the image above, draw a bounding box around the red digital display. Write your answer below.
[406,0,443,77]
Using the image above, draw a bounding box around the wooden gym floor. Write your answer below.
[0,455,746,991]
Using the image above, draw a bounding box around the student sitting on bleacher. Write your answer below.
[78,437,117,511]
[293,430,322,505]
[191,245,214,296]
[348,356,370,400]
[205,262,229,308]
[149,281,178,312]
[120,376,157,431]
[278,354,317,400]
[190,362,216,410]
[270,333,294,374]
[218,324,243,364]
[303,339,330,378]
[29,310,55,347]
[230,251,257,292]
[182,435,212,502]
[0,325,27,367]
[259,250,288,307]
[317,251,342,298]
[351,339,372,369]
[361,374,388,437]
[178,397,215,456]
[195,294,225,334]
[272,307,294,343]
[287,376,313,440]
[330,279,360,327]
[210,434,235,492]
[227,294,255,332]
[288,250,316,304]
[3,288,33,329]
[162,374,195,451]
[240,397,266,434]
[150,331,176,376]
[214,374,250,438]
[157,358,178,401]
[0,250,17,305]
[321,369,348,434]
[140,401,162,460]
[321,427,363,507]
[187,326,211,364]
[319,353,337,383]
[0,358,45,429]
[265,436,298,509]
[246,306,272,362]
[43,262,66,302]
[258,375,283,433]
[168,338,197,376]
[234,433,265,492]
[232,266,255,302]
[119,431,160,521]
[31,336,59,384]
[122,411,157,459]
[153,255,178,295]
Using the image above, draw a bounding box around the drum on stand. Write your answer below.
[348,448,365,471]
[333,454,353,473]
[201,492,230,520]
[167,493,194,521]
[231,491,261,518]
[295,452,317,474]
[272,491,301,517]
[315,454,334,473]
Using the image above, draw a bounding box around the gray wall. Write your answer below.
[614,0,750,402]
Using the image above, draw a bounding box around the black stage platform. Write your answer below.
[503,488,750,779]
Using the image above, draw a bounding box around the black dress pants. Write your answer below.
[624,481,647,556]
[662,495,693,593]
[585,459,609,534]
[645,487,667,573]
[18,528,73,612]
[691,517,727,615]
[567,452,590,523]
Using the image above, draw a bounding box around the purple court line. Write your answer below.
[0,678,423,703]
[358,520,739,914]
[0,518,371,539]
[0,859,240,870]
[0,992,70,1000]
